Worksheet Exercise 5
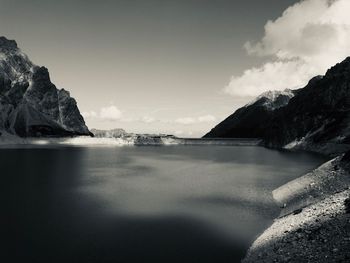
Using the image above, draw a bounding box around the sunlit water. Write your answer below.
[3,145,327,262]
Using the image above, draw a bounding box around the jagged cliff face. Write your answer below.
[205,57,350,155]
[0,36,91,137]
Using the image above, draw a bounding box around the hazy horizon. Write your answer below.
[1,0,349,137]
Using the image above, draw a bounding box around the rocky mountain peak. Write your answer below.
[324,56,350,79]
[0,36,92,137]
[32,66,50,81]
[307,75,323,86]
[0,36,18,50]
[246,89,295,111]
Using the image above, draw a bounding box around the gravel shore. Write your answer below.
[243,157,350,263]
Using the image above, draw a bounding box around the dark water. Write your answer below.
[3,145,326,262]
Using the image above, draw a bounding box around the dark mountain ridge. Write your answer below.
[205,57,350,155]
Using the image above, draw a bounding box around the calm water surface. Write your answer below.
[3,145,327,262]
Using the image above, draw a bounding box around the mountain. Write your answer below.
[204,57,350,155]
[204,89,295,139]
[0,36,91,137]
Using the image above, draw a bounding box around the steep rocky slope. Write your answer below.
[0,36,91,137]
[205,57,350,155]
[204,89,295,139]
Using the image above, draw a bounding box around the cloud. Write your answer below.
[83,105,122,121]
[100,105,122,121]
[175,117,196,125]
[82,110,97,119]
[225,60,316,97]
[175,115,216,125]
[83,105,216,128]
[198,114,216,122]
[226,0,350,97]
[141,116,156,123]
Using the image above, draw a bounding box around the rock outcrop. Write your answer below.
[205,57,350,155]
[0,36,91,137]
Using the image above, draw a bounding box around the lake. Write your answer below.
[3,145,326,262]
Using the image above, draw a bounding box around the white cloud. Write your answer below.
[175,115,216,125]
[99,105,122,121]
[198,114,216,122]
[82,110,97,119]
[225,60,316,97]
[141,116,156,123]
[175,117,196,125]
[83,105,216,129]
[226,0,350,97]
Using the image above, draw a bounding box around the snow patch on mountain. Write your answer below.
[246,89,295,110]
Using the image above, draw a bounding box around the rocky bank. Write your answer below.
[243,156,350,262]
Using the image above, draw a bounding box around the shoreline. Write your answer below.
[243,155,350,262]
[0,134,262,147]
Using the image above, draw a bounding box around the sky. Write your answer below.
[1,0,349,137]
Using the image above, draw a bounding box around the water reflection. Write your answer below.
[3,146,327,262]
